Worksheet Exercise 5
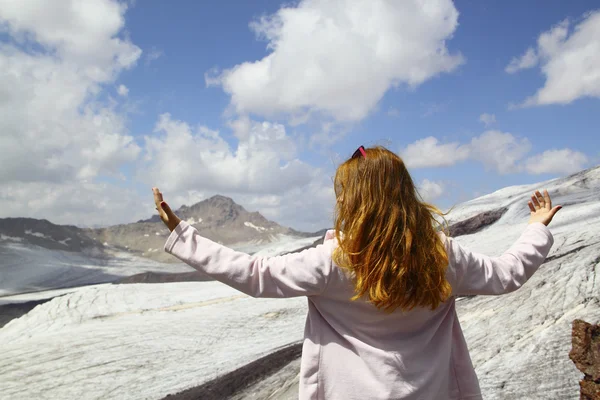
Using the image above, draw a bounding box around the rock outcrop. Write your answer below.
[570,319,600,399]
[447,207,508,237]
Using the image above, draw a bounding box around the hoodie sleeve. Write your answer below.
[163,221,333,298]
[443,222,554,296]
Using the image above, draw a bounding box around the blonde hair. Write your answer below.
[333,146,452,313]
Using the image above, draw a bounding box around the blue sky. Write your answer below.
[0,0,598,230]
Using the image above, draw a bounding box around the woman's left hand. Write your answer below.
[152,187,181,232]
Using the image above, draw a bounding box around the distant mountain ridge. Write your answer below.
[0,195,323,264]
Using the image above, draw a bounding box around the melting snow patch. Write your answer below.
[155,232,161,236]
[186,217,202,225]
[58,238,71,246]
[144,234,150,237]
[244,222,267,232]
[24,230,50,239]
[0,235,23,242]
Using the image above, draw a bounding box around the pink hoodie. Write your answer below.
[164,221,554,400]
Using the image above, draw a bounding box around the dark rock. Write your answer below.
[0,299,50,328]
[569,319,600,399]
[447,207,508,237]
[0,217,102,253]
[162,342,302,400]
[116,271,212,284]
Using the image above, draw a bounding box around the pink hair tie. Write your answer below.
[352,145,367,159]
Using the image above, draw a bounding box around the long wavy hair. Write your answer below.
[332,146,452,313]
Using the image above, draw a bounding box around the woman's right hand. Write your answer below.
[528,189,562,226]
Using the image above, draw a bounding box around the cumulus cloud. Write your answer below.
[400,137,470,168]
[0,0,144,224]
[0,181,149,227]
[140,114,318,195]
[0,0,142,186]
[399,131,530,173]
[505,48,538,74]
[479,113,496,127]
[206,0,464,123]
[417,179,445,201]
[400,130,588,176]
[0,0,337,230]
[524,149,589,175]
[507,11,600,106]
[469,130,532,174]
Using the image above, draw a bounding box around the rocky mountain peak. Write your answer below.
[206,194,237,206]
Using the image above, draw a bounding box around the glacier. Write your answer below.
[0,166,599,400]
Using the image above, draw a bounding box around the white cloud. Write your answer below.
[207,0,464,123]
[117,84,129,96]
[401,131,532,174]
[479,113,496,127]
[0,1,336,232]
[507,11,600,106]
[400,130,588,176]
[0,0,142,186]
[505,47,538,74]
[469,130,531,174]
[140,114,317,195]
[400,137,470,168]
[0,181,149,227]
[524,149,589,175]
[0,0,144,225]
[417,179,444,201]
[0,0,140,73]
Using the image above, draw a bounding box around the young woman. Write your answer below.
[152,145,560,400]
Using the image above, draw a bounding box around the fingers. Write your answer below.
[152,187,164,207]
[550,205,562,216]
[528,201,536,213]
[535,190,545,208]
[531,193,541,210]
[543,189,552,210]
[161,201,172,216]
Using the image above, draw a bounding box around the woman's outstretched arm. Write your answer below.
[153,187,333,298]
[444,189,561,296]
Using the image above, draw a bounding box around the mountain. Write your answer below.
[85,194,319,263]
[0,217,104,254]
[0,165,598,400]
[0,195,324,296]
[0,194,321,263]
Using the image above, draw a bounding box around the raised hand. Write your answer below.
[152,187,181,232]
[528,189,562,226]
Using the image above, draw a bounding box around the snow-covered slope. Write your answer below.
[0,243,194,297]
[0,232,323,297]
[0,283,307,400]
[0,166,598,400]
